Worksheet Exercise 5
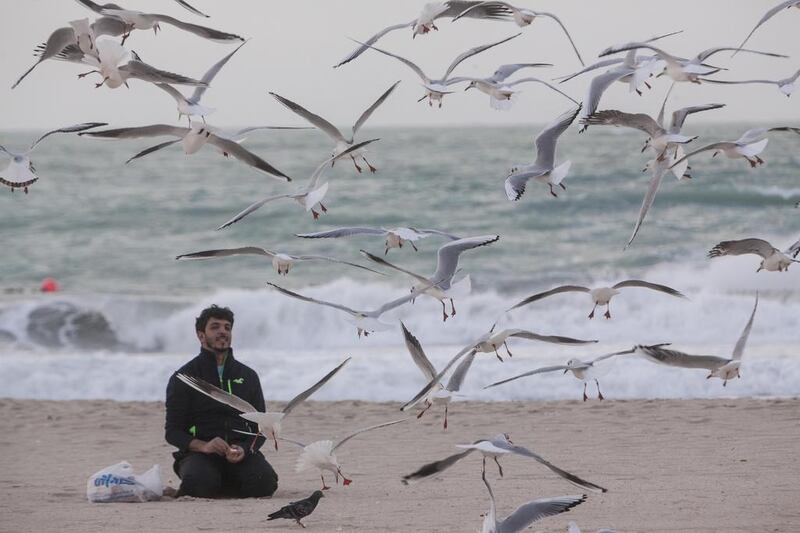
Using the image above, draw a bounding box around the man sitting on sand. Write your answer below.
[165,305,278,498]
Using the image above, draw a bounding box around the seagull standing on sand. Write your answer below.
[453,2,585,66]
[333,1,513,67]
[481,474,586,533]
[296,226,461,255]
[358,34,521,107]
[176,357,351,451]
[508,280,687,319]
[670,127,800,170]
[267,491,324,529]
[484,348,640,401]
[402,432,607,493]
[359,235,501,321]
[215,140,379,227]
[79,122,291,180]
[281,419,408,490]
[269,81,400,173]
[400,322,476,429]
[635,294,759,386]
[708,238,800,272]
[0,122,107,193]
[505,105,581,200]
[461,63,579,110]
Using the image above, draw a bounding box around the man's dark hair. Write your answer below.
[195,305,235,332]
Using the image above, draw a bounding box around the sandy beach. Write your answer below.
[1,398,799,532]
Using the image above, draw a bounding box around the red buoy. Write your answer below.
[40,278,59,293]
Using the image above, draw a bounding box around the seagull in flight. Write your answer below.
[359,235,501,321]
[0,122,106,193]
[269,81,400,173]
[358,34,521,107]
[699,67,800,97]
[508,279,687,319]
[733,1,800,56]
[296,226,461,255]
[505,105,580,200]
[453,1,585,66]
[79,122,291,181]
[670,127,800,170]
[461,63,578,110]
[708,238,800,272]
[215,140,378,227]
[333,1,513,67]
[176,357,351,451]
[635,294,759,386]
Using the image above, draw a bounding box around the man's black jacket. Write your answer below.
[165,348,266,460]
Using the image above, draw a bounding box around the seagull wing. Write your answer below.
[334,21,415,68]
[147,14,244,42]
[530,11,585,66]
[354,40,429,83]
[483,365,573,389]
[670,103,725,133]
[206,134,291,181]
[296,227,386,239]
[120,59,207,86]
[266,282,360,317]
[612,279,686,298]
[732,294,758,361]
[786,238,800,259]
[446,1,514,20]
[506,330,598,345]
[333,418,408,451]
[414,228,462,240]
[499,495,587,532]
[508,285,591,311]
[580,110,663,138]
[78,124,188,140]
[669,142,738,168]
[636,344,730,370]
[443,33,521,80]
[583,68,631,118]
[91,16,129,38]
[626,166,667,249]
[125,139,182,164]
[12,26,76,89]
[154,82,189,106]
[488,63,552,84]
[269,92,345,142]
[430,235,500,290]
[503,77,579,104]
[401,449,475,484]
[29,122,108,150]
[75,0,106,15]
[283,357,352,415]
[176,373,259,412]
[352,80,401,137]
[445,350,476,392]
[176,246,275,260]
[534,105,581,169]
[401,342,483,411]
[554,58,624,84]
[736,0,800,54]
[708,238,776,260]
[696,46,787,62]
[359,249,429,283]
[189,40,248,102]
[173,0,210,17]
[292,255,385,276]
[590,347,639,364]
[401,322,438,381]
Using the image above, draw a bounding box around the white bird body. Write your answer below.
[588,287,620,305]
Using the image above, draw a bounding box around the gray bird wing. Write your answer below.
[695,46,787,62]
[79,124,189,140]
[503,77,579,104]
[359,250,429,284]
[529,11,585,66]
[534,105,581,169]
[176,373,259,412]
[442,33,521,80]
[333,418,408,451]
[125,139,182,164]
[484,364,574,389]
[554,58,624,84]
[580,110,663,138]
[670,142,739,168]
[175,246,275,260]
[591,347,639,364]
[283,357,351,415]
[583,67,635,118]
[266,282,360,317]
[445,350,476,392]
[491,440,607,493]
[612,279,686,298]
[120,59,207,86]
[670,103,725,133]
[373,281,438,317]
[401,322,438,382]
[402,340,485,411]
[296,227,386,239]
[75,0,109,15]
[699,78,779,87]
[636,344,730,370]
[189,40,248,102]
[735,1,800,53]
[155,82,188,105]
[626,165,667,249]
[173,0,210,17]
[142,13,244,42]
[29,122,108,151]
[334,21,416,68]
[504,165,548,201]
[352,80,401,137]
[508,285,591,311]
[787,238,800,258]
[499,495,587,532]
[732,294,758,361]
[431,235,500,289]
[708,238,777,260]
[446,0,514,20]
[91,16,128,37]
[269,92,345,142]
[354,40,430,83]
[505,329,597,345]
[401,448,475,484]
[413,228,462,240]
[12,26,76,89]
[292,255,385,276]
[488,63,552,84]
[206,134,291,180]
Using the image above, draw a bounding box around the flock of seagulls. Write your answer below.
[5,0,799,530]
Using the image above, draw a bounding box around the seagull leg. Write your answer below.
[583,382,588,402]
[273,433,279,451]
[588,304,597,319]
[319,203,327,213]
[481,457,486,476]
[549,184,558,197]
[443,405,448,430]
[120,30,131,46]
[559,182,567,190]
[320,474,330,491]
[351,155,362,173]
[357,328,363,338]
[494,457,504,477]
[362,156,377,173]
[311,210,320,220]
[77,69,99,79]
[604,304,612,319]
[339,469,352,486]
[596,379,604,400]
[755,155,764,165]
[493,346,504,362]
[94,77,109,88]
[409,241,418,252]
[441,301,449,322]
[449,299,457,317]
[416,400,431,419]
[503,341,513,358]
[747,157,757,168]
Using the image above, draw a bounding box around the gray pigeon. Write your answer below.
[267,490,324,528]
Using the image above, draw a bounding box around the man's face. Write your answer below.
[197,317,232,353]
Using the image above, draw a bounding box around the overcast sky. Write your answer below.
[2,0,799,130]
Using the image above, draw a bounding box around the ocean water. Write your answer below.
[1,125,798,402]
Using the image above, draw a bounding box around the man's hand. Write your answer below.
[189,437,230,456]
[225,444,245,464]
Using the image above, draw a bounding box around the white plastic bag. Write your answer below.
[86,461,163,503]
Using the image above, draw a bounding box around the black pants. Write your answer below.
[176,451,278,498]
